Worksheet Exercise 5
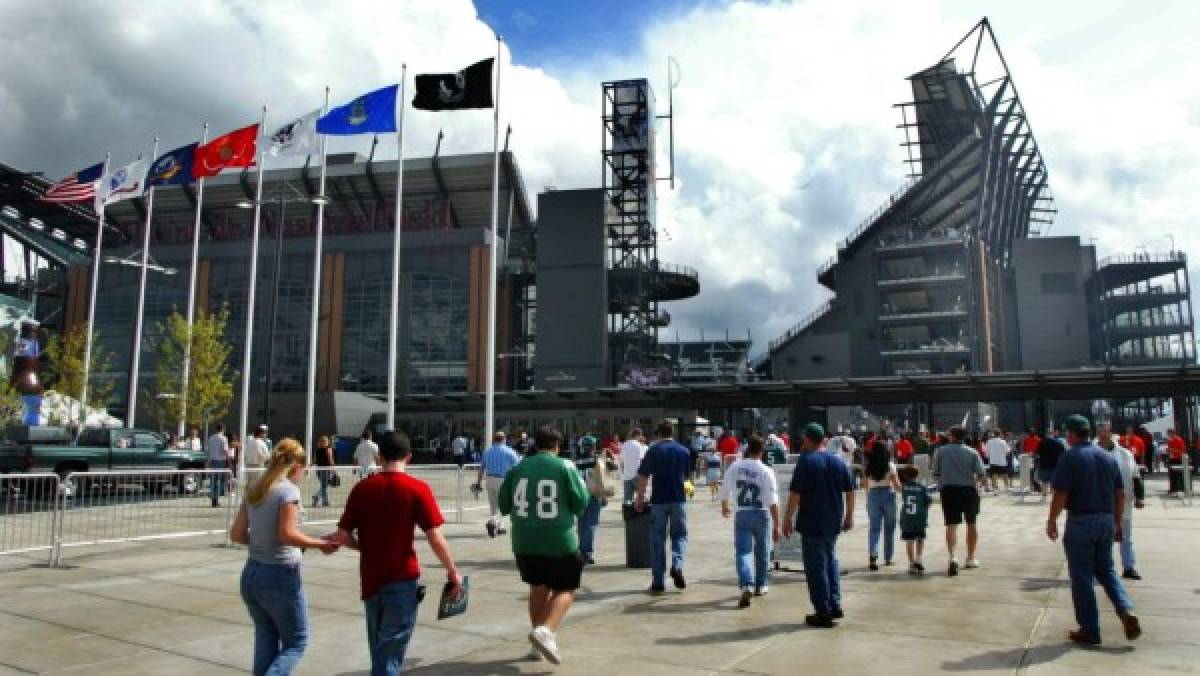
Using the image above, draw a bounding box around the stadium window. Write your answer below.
[1040,272,1077,294]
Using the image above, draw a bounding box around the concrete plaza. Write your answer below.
[0,475,1197,674]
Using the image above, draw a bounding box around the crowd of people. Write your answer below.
[227,413,1157,674]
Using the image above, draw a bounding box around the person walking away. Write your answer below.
[498,425,589,665]
[355,430,379,478]
[765,430,788,465]
[208,422,232,507]
[1095,423,1144,580]
[705,445,722,499]
[451,434,468,467]
[1134,426,1155,473]
[619,428,647,504]
[330,431,462,675]
[1036,429,1066,500]
[1166,429,1188,492]
[898,465,931,574]
[933,426,986,576]
[717,430,740,473]
[477,431,520,538]
[312,435,334,508]
[635,420,693,595]
[863,440,900,571]
[229,433,243,480]
[1046,415,1141,646]
[914,429,931,458]
[984,430,1012,493]
[894,434,914,465]
[229,439,338,676]
[783,423,854,628]
[718,436,780,608]
[574,436,612,564]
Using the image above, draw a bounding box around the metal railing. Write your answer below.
[0,473,62,566]
[0,463,484,567]
[768,298,836,353]
[1099,251,1186,267]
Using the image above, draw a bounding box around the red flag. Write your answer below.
[192,123,259,178]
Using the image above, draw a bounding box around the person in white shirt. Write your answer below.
[984,430,1012,492]
[451,435,468,467]
[718,436,780,607]
[354,430,379,476]
[207,422,232,507]
[245,427,271,469]
[189,427,203,453]
[1096,423,1145,580]
[619,428,648,504]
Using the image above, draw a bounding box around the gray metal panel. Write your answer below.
[534,189,608,388]
[1012,237,1095,369]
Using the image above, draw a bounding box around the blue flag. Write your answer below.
[317,84,398,135]
[147,143,197,187]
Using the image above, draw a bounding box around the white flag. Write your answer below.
[94,158,148,211]
[268,108,320,157]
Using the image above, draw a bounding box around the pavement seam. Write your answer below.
[1014,559,1066,675]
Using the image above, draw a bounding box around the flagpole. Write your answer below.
[127,137,159,428]
[179,123,209,439]
[238,106,268,490]
[304,89,330,453]
[485,36,502,444]
[79,153,111,430]
[387,66,407,431]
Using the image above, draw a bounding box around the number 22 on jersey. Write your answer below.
[513,477,559,519]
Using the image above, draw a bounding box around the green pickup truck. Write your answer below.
[0,426,208,479]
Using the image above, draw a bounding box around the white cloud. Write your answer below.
[1,0,1197,357]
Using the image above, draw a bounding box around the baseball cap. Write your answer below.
[1065,414,1091,436]
[803,422,825,443]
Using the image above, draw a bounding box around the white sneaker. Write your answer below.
[964,558,980,569]
[754,585,768,596]
[529,626,562,665]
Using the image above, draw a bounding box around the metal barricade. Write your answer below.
[56,469,233,565]
[0,472,61,566]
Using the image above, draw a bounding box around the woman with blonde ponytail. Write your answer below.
[230,438,338,675]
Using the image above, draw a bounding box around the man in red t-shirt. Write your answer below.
[1022,429,1041,455]
[1167,430,1187,463]
[894,434,914,464]
[717,430,739,471]
[332,431,462,674]
[1121,427,1145,464]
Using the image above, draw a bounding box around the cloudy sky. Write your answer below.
[2,0,1197,356]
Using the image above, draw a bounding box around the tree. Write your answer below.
[152,307,236,430]
[44,322,116,413]
[0,332,25,424]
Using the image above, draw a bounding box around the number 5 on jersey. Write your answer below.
[513,477,559,519]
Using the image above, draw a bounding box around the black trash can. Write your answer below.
[623,504,652,569]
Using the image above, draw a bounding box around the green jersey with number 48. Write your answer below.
[498,451,590,557]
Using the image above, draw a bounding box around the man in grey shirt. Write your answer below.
[932,426,986,576]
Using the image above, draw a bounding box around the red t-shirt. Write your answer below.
[338,471,445,600]
[1122,435,1145,461]
[1022,435,1040,454]
[1168,436,1187,461]
[895,438,914,461]
[717,435,739,456]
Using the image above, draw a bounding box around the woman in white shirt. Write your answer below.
[864,440,901,570]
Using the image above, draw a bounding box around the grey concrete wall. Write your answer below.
[771,308,851,380]
[1011,236,1097,369]
[534,189,609,389]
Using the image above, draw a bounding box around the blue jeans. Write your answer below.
[364,579,421,676]
[867,488,897,562]
[651,502,688,587]
[314,469,331,507]
[1064,514,1134,638]
[578,497,603,558]
[1118,513,1135,572]
[240,560,308,676]
[209,460,227,502]
[734,510,771,589]
[801,535,841,616]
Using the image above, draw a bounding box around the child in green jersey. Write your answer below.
[898,466,932,575]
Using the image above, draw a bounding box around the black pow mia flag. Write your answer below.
[412,58,494,111]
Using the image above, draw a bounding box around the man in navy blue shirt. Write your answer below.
[1047,415,1141,646]
[635,420,692,595]
[783,423,855,627]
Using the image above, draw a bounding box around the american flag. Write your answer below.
[39,162,104,203]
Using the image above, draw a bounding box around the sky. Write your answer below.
[1,0,1197,357]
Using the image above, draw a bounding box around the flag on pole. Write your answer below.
[268,109,320,156]
[94,158,148,211]
[317,85,398,134]
[147,143,197,187]
[39,162,104,203]
[192,123,259,178]
[413,58,494,111]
